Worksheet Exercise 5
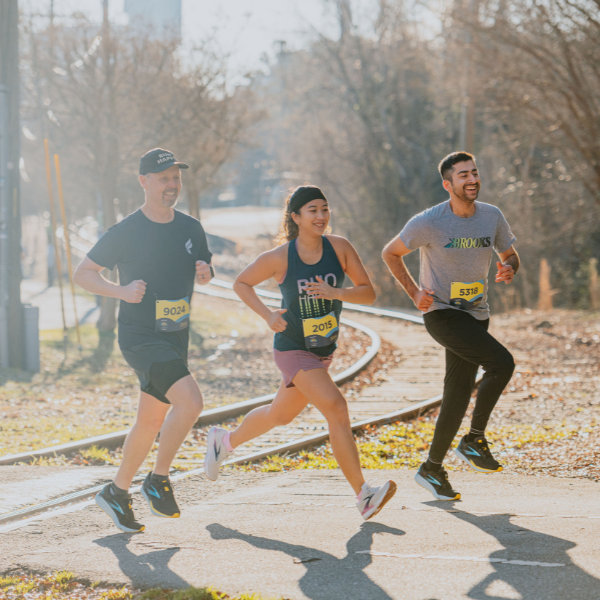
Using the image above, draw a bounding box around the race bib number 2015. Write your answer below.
[450,281,485,311]
[302,311,339,348]
[155,297,190,332]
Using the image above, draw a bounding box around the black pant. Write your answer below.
[423,309,515,463]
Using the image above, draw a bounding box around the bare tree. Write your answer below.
[21,12,260,336]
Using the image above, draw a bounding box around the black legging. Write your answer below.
[423,309,515,463]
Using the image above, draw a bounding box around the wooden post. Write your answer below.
[590,258,599,310]
[538,258,557,311]
[43,139,68,344]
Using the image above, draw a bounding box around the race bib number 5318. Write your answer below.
[450,281,484,311]
[155,297,190,332]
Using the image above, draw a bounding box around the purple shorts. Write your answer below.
[273,349,334,388]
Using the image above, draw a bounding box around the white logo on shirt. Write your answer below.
[185,239,193,254]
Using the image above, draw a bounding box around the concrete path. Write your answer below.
[0,466,118,515]
[2,469,599,599]
[21,280,98,331]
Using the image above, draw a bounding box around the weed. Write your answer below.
[0,575,18,588]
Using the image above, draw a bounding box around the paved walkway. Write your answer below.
[21,280,98,331]
[2,469,599,599]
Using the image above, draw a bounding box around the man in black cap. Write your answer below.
[74,148,214,532]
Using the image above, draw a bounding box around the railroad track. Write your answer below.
[0,281,461,532]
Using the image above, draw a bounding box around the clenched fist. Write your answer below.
[495,261,515,285]
[412,288,435,312]
[265,308,288,333]
[120,279,146,303]
[196,260,213,285]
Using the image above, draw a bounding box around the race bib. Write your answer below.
[450,281,485,311]
[155,297,190,332]
[302,311,339,348]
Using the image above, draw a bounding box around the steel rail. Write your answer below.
[0,314,379,467]
[1,275,423,467]
[205,278,425,324]
[0,391,445,532]
[0,282,433,528]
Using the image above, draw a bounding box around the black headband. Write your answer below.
[289,187,327,214]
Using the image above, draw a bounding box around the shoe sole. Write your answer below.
[454,448,503,473]
[95,493,144,533]
[141,487,180,518]
[414,472,461,501]
[362,481,398,521]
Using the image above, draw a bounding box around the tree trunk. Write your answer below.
[538,258,557,311]
[96,0,119,334]
[590,258,599,310]
[188,181,200,220]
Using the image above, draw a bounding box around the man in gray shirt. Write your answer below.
[383,151,520,501]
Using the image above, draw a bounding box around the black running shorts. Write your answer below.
[121,343,191,405]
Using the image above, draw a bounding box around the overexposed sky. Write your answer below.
[22,0,339,75]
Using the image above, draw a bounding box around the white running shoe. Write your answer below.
[356,480,397,521]
[204,426,232,481]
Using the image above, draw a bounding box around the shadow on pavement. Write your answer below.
[94,533,191,590]
[207,521,405,600]
[427,502,600,600]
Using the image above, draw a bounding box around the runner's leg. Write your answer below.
[229,380,308,448]
[425,310,515,463]
[113,391,170,490]
[292,368,364,495]
[153,374,203,476]
[428,347,478,464]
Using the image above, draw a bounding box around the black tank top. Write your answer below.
[274,236,345,356]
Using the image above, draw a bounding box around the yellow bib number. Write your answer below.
[155,297,190,332]
[302,311,339,348]
[449,281,484,310]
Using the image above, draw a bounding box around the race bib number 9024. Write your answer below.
[302,311,339,348]
[155,297,190,332]
[450,281,484,311]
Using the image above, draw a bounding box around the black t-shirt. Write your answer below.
[87,209,212,352]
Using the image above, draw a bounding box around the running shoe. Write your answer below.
[141,473,181,518]
[414,463,461,501]
[356,480,397,520]
[95,484,145,533]
[204,426,232,481]
[454,435,503,473]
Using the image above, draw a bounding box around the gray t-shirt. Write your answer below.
[400,200,516,320]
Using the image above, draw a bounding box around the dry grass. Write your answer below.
[0,570,289,599]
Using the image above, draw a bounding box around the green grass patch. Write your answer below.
[0,571,290,599]
[0,295,278,458]
[235,417,591,473]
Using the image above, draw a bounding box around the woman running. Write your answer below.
[204,185,397,520]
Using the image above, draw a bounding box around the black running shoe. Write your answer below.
[414,463,461,501]
[454,435,503,473]
[141,473,180,518]
[95,484,145,533]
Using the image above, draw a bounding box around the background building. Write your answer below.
[124,0,181,38]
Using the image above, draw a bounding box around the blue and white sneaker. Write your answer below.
[95,484,145,532]
[415,463,461,501]
[204,426,232,481]
[141,473,180,518]
[454,435,503,473]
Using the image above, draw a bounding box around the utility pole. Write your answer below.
[458,0,478,153]
[0,0,25,370]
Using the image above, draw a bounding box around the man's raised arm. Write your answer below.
[382,236,434,312]
[73,257,146,303]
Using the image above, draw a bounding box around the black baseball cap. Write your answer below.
[139,148,189,175]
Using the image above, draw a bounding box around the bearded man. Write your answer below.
[383,151,519,501]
